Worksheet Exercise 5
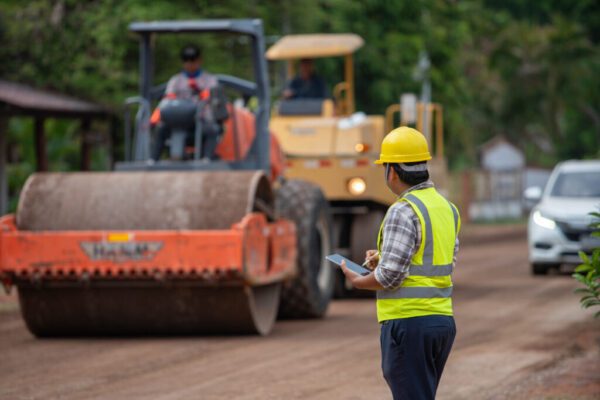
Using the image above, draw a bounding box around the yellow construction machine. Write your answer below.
[267,34,447,295]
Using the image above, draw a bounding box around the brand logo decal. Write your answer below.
[80,241,163,262]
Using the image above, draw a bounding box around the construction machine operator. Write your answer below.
[339,127,460,400]
[283,58,328,99]
[151,44,228,161]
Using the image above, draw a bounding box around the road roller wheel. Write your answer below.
[18,282,281,337]
[275,180,334,318]
[14,171,282,336]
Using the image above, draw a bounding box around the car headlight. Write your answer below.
[532,210,556,230]
[347,177,366,195]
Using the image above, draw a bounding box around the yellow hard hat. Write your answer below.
[374,126,432,164]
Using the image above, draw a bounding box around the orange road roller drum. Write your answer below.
[0,171,297,336]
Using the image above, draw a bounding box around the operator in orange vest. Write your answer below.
[151,44,227,161]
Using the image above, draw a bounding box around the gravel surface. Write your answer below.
[0,232,597,399]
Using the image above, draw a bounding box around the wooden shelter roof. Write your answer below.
[0,80,110,118]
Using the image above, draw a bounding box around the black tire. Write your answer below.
[334,210,383,298]
[350,211,385,263]
[531,263,557,275]
[275,179,334,318]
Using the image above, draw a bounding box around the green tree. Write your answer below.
[488,17,598,164]
[0,0,598,181]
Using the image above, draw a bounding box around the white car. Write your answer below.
[525,160,600,275]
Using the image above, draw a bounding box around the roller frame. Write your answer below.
[0,213,296,287]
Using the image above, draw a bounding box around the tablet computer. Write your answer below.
[326,254,371,276]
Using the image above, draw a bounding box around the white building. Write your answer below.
[470,136,526,221]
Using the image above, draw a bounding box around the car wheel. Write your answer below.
[531,263,560,275]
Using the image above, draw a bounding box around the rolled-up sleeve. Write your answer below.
[374,203,421,290]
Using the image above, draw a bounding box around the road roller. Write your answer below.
[0,19,334,336]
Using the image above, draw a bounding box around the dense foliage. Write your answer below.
[0,0,598,207]
[573,211,600,319]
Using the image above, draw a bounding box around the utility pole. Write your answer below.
[413,51,431,141]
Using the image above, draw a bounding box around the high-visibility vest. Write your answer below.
[376,187,460,321]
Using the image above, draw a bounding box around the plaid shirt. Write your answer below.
[374,181,459,290]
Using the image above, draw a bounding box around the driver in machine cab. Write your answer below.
[283,58,328,99]
[150,44,228,161]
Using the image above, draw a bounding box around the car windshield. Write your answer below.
[550,170,600,198]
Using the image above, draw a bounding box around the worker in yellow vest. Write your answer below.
[340,126,460,400]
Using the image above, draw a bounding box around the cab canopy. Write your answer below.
[266,34,364,115]
[266,34,364,60]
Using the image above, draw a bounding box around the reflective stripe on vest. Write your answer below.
[376,187,460,321]
[377,286,453,299]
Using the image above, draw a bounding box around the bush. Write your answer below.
[573,210,600,319]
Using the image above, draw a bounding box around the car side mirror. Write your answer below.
[523,186,543,212]
[524,186,542,202]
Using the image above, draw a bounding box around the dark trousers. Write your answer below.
[380,315,456,400]
[151,123,171,161]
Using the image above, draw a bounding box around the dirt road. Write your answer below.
[0,232,598,399]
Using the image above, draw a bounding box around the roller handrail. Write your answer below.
[123,96,151,161]
[216,74,257,98]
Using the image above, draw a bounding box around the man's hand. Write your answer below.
[188,79,200,93]
[340,260,384,291]
[340,260,360,286]
[282,88,294,99]
[364,249,379,271]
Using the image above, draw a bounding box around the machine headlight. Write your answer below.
[532,210,556,230]
[354,143,370,153]
[348,177,366,196]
